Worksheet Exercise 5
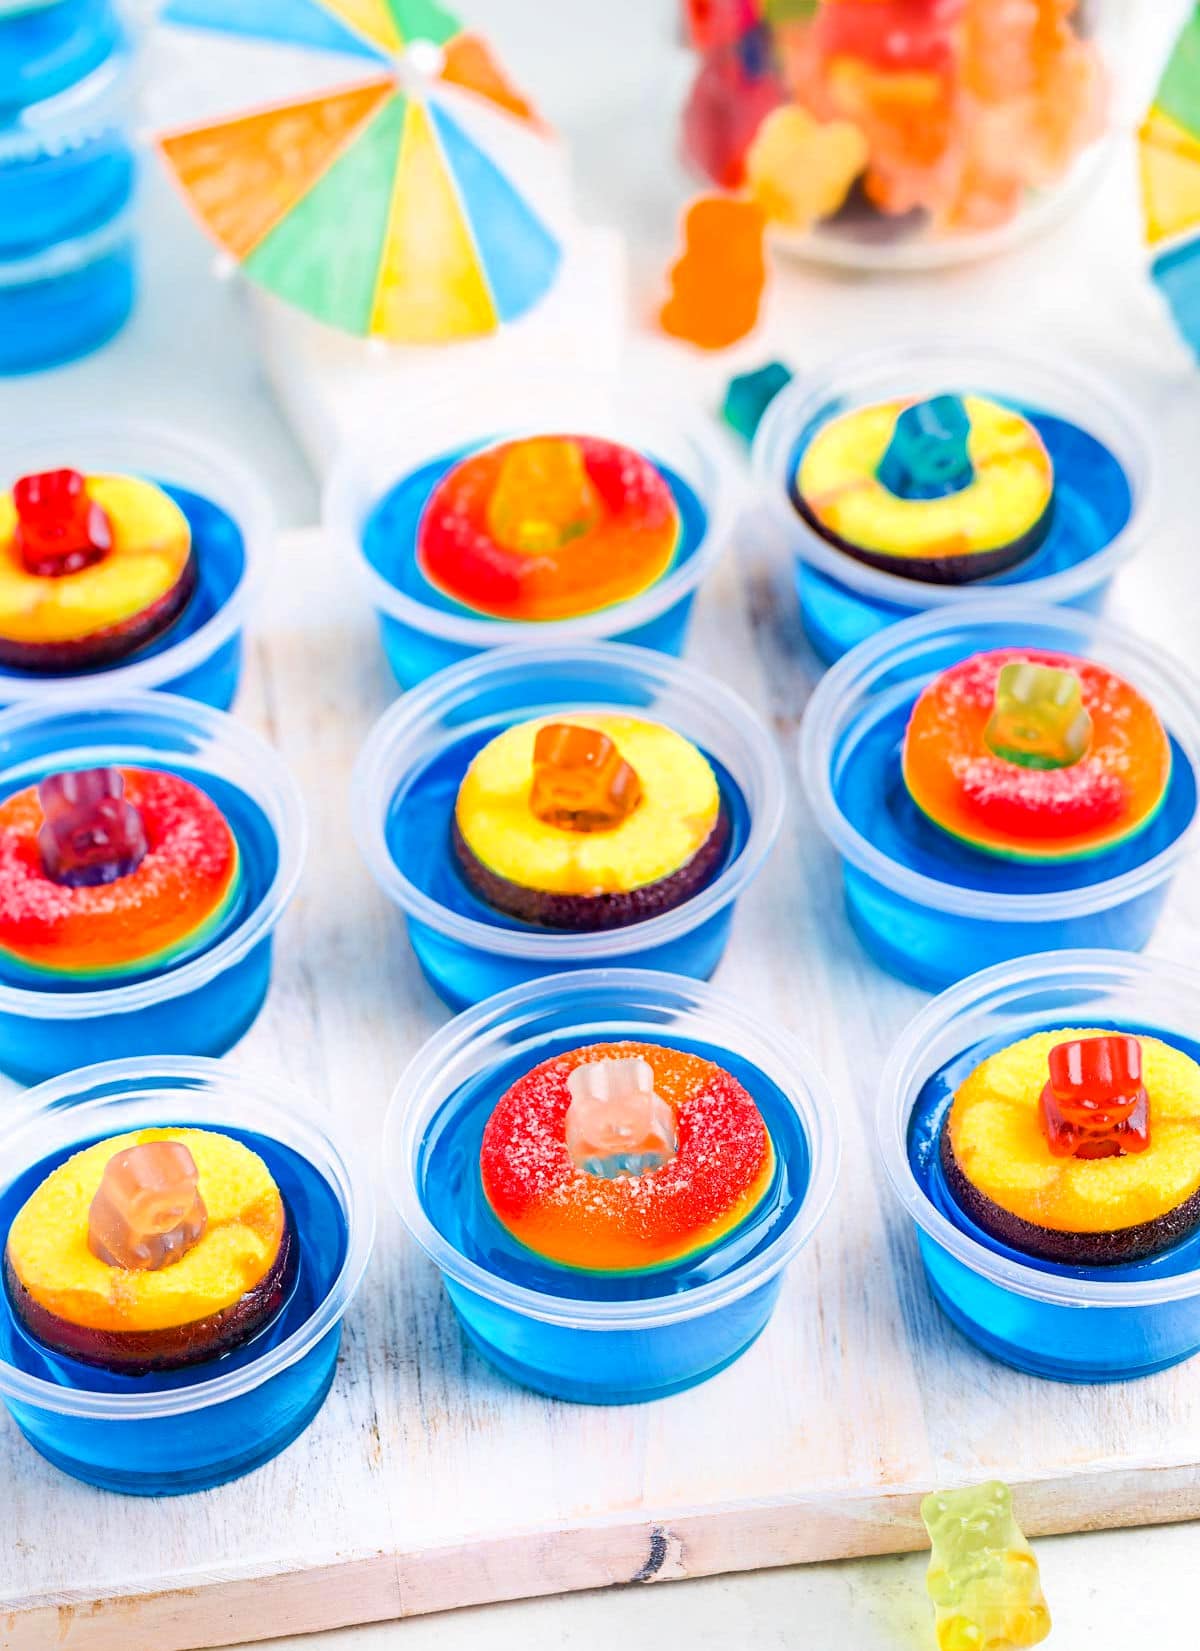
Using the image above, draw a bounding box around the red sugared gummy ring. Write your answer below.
[416,435,681,621]
[902,648,1173,863]
[0,767,242,979]
[480,1040,775,1272]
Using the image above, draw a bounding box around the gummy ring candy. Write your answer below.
[793,395,1054,584]
[942,1029,1200,1266]
[0,472,195,671]
[902,649,1172,863]
[453,713,728,930]
[480,1041,776,1272]
[417,435,681,621]
[0,768,243,979]
[4,1127,292,1371]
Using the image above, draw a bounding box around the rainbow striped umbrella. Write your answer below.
[158,0,562,344]
[1141,5,1200,356]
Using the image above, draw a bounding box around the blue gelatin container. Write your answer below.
[325,374,734,690]
[0,1056,374,1493]
[0,692,305,1082]
[0,0,125,115]
[387,969,839,1404]
[880,950,1200,1382]
[753,340,1154,665]
[800,601,1200,993]
[0,420,274,707]
[353,641,785,1009]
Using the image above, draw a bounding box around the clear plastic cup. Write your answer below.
[0,201,136,373]
[0,692,306,1081]
[800,601,1200,993]
[352,641,786,1008]
[0,0,124,114]
[0,1056,374,1493]
[386,968,839,1403]
[0,418,274,702]
[879,949,1200,1382]
[753,339,1154,664]
[324,373,736,689]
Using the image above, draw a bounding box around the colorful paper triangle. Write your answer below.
[320,0,404,54]
[1142,110,1200,245]
[384,0,459,47]
[162,0,386,61]
[1152,235,1200,357]
[439,32,542,128]
[1157,8,1200,138]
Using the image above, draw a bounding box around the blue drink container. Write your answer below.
[324,375,734,690]
[0,693,305,1082]
[352,641,786,1009]
[800,601,1200,993]
[753,340,1154,665]
[879,950,1200,1382]
[0,1057,374,1493]
[0,420,274,707]
[387,969,839,1404]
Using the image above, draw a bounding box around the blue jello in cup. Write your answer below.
[0,1056,373,1493]
[352,641,785,1010]
[880,950,1200,1383]
[0,0,124,115]
[325,374,733,689]
[0,205,136,373]
[0,421,274,706]
[801,601,1200,993]
[753,340,1153,665]
[387,969,838,1403]
[0,693,305,1082]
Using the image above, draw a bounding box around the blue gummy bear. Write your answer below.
[722,361,794,444]
[876,395,974,501]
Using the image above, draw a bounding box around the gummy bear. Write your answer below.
[565,1057,678,1178]
[12,469,112,578]
[682,27,786,189]
[744,103,868,228]
[684,0,763,53]
[486,439,600,556]
[88,1141,208,1271]
[1040,1035,1150,1160]
[876,394,974,499]
[530,723,642,832]
[660,196,768,350]
[922,1481,1051,1651]
[37,767,148,888]
[984,662,1094,770]
[722,361,794,443]
[816,0,964,74]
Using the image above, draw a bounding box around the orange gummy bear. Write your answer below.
[659,196,767,351]
[486,438,601,556]
[88,1141,208,1271]
[530,722,642,832]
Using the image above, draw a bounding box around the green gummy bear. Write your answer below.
[984,661,1093,770]
[921,1482,1051,1651]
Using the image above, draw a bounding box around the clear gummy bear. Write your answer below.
[37,767,148,889]
[565,1057,678,1178]
[88,1141,208,1271]
[922,1480,1051,1651]
[984,661,1094,771]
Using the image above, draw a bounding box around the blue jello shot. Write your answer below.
[880,950,1200,1382]
[753,340,1153,665]
[0,1056,373,1493]
[0,692,305,1082]
[325,376,733,689]
[387,969,838,1404]
[0,421,274,707]
[801,601,1200,993]
[0,0,125,114]
[353,641,785,1009]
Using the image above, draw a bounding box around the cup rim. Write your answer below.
[0,17,136,165]
[0,691,307,1016]
[385,967,841,1329]
[752,335,1155,608]
[0,417,274,695]
[351,639,786,960]
[0,1056,376,1418]
[798,598,1200,922]
[877,949,1200,1308]
[323,380,738,646]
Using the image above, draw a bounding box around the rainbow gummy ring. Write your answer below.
[417,434,682,621]
[0,768,242,980]
[480,1040,775,1272]
[902,649,1172,863]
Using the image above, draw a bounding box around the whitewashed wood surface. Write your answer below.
[2,442,1199,1651]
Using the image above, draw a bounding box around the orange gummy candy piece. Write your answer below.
[88,1141,208,1271]
[530,722,642,832]
[745,104,868,229]
[659,196,767,351]
[486,438,600,555]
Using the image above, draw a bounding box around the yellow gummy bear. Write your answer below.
[922,1482,1051,1651]
[984,660,1093,770]
[745,105,869,231]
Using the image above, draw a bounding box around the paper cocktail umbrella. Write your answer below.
[1141,4,1200,357]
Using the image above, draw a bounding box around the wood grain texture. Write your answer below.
[4,499,1200,1651]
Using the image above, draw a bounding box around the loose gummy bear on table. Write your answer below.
[921,1480,1050,1651]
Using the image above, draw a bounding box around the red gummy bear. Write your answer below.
[1040,1035,1150,1160]
[816,0,965,73]
[683,28,786,189]
[684,0,762,52]
[12,469,112,579]
[37,767,148,889]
